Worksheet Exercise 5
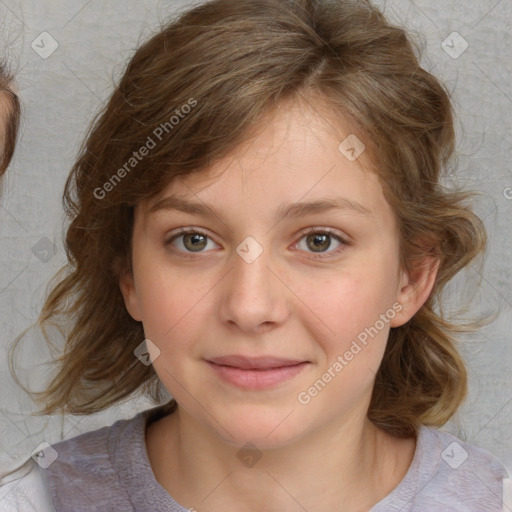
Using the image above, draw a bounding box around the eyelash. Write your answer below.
[165,227,349,260]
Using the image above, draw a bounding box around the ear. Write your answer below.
[390,252,440,328]
[119,266,143,322]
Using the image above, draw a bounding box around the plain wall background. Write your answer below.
[0,0,511,478]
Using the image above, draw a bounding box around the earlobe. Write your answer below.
[390,255,440,328]
[119,267,143,322]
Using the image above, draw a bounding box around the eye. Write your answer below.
[165,226,349,259]
[295,228,348,258]
[165,228,219,254]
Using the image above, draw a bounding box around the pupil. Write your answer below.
[185,233,206,251]
[309,234,330,252]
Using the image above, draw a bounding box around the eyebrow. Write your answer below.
[148,195,374,222]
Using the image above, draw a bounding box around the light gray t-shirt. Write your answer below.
[1,401,510,511]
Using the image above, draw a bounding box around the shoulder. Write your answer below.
[0,415,139,512]
[0,458,55,511]
[413,426,510,511]
[38,404,173,511]
[425,425,509,476]
[373,425,511,512]
[40,417,132,507]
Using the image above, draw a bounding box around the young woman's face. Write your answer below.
[121,99,428,448]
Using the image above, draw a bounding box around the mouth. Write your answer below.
[206,355,310,390]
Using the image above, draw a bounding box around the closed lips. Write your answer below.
[207,356,308,370]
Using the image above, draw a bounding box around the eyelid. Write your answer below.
[298,226,350,242]
[166,226,213,239]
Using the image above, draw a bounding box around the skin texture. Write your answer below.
[120,98,439,511]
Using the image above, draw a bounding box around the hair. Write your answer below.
[0,59,20,178]
[10,0,491,439]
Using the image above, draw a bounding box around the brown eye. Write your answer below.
[296,228,348,259]
[306,233,332,252]
[182,233,208,252]
[166,228,218,254]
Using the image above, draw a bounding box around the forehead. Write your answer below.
[136,96,395,236]
[143,98,390,219]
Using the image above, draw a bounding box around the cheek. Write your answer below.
[299,270,396,338]
[299,275,393,408]
[133,260,209,348]
[295,265,398,380]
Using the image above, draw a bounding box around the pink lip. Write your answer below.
[206,355,310,390]
[208,355,306,369]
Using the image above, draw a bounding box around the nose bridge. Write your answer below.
[219,234,288,330]
[231,234,273,297]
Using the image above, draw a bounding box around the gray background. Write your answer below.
[0,0,511,477]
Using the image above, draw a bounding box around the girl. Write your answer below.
[1,0,510,510]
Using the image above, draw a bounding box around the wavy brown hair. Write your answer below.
[10,0,491,438]
[0,60,20,178]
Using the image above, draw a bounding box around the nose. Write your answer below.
[218,239,290,333]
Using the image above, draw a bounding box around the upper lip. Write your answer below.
[207,355,307,370]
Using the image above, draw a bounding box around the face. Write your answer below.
[120,98,435,449]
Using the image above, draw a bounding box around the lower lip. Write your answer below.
[207,361,309,390]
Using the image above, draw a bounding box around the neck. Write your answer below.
[146,405,416,512]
